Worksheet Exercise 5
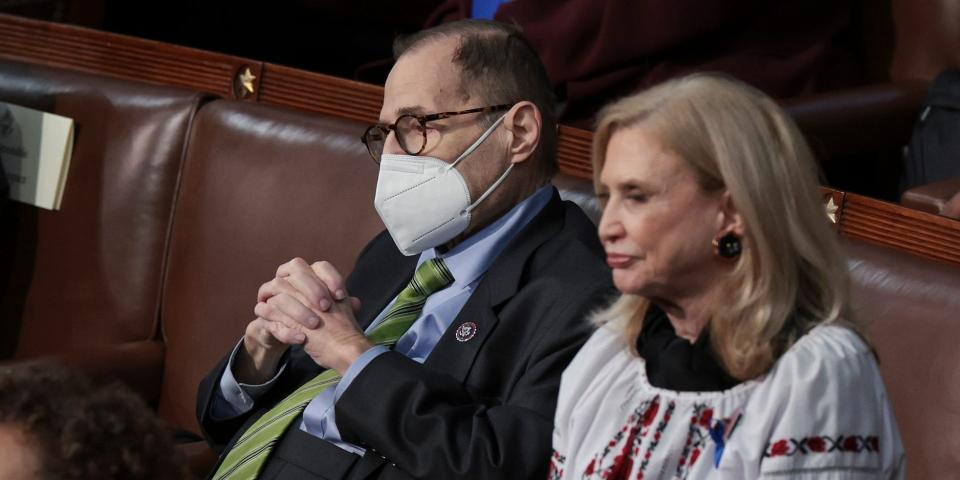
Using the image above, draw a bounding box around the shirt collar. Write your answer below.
[417,184,554,290]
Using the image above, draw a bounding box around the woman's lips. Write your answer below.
[606,253,635,268]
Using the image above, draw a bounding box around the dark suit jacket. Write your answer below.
[0,153,8,207]
[197,191,614,479]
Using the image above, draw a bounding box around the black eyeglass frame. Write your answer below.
[360,103,513,162]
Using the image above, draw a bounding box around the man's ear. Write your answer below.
[717,190,746,238]
[502,101,541,165]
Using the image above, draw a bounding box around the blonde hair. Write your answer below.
[591,74,856,380]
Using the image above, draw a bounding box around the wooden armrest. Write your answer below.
[901,176,960,215]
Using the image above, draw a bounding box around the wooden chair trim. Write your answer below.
[0,14,259,99]
[0,14,597,179]
[839,191,960,265]
[2,13,959,266]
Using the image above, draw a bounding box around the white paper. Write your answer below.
[0,102,74,210]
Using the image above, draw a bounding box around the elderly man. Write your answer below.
[198,19,612,480]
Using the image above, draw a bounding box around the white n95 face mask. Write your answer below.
[374,114,514,256]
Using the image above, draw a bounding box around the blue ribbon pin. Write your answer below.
[709,420,726,468]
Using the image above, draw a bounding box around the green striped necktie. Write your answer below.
[212,257,455,479]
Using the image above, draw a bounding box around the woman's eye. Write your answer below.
[626,194,648,203]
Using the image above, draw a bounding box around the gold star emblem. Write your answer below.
[825,197,838,224]
[239,67,256,94]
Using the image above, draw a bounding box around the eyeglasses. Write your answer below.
[361,104,512,163]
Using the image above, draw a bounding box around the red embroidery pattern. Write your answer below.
[673,405,713,479]
[548,450,565,480]
[579,396,662,480]
[635,399,676,480]
[764,435,880,458]
[577,400,742,479]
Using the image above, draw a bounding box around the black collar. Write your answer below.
[637,306,741,392]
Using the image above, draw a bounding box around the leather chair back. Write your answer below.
[158,100,385,433]
[845,238,960,479]
[0,60,207,359]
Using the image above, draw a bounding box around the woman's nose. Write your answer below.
[597,205,623,243]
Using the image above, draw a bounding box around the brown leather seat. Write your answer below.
[844,238,960,479]
[946,192,960,219]
[0,61,209,399]
[901,177,960,218]
[156,99,385,439]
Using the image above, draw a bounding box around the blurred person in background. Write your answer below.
[0,363,189,480]
[429,0,864,127]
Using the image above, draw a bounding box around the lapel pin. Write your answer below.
[455,322,478,342]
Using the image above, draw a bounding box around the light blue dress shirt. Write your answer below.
[213,184,554,455]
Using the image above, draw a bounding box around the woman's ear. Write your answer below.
[503,101,542,165]
[717,190,745,238]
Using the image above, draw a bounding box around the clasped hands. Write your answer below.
[236,258,372,383]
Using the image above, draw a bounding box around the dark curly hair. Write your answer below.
[0,363,189,479]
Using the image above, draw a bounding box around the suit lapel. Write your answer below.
[424,191,566,382]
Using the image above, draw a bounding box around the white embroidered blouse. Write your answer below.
[550,323,905,479]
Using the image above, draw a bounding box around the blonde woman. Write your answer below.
[550,75,904,479]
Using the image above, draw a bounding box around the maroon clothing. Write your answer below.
[427,0,863,127]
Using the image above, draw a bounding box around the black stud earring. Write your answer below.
[713,234,742,259]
